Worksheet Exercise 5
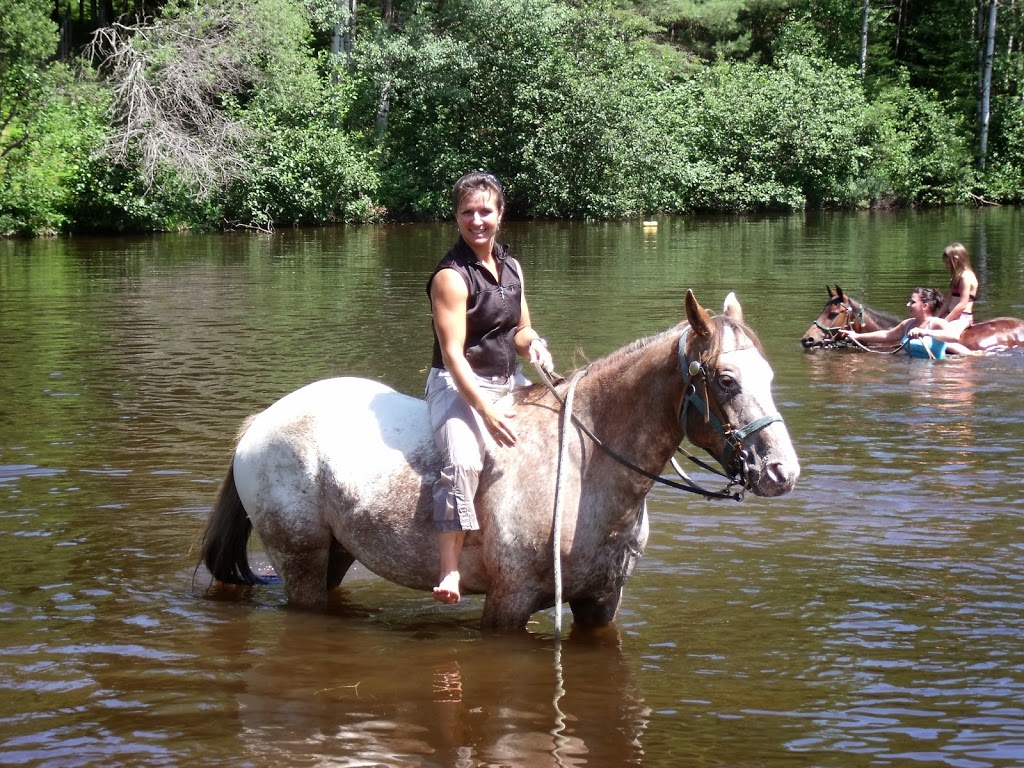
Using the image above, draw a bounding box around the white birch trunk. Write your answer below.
[979,0,998,169]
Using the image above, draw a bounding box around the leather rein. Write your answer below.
[534,327,782,502]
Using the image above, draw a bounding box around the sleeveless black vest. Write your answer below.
[428,238,522,379]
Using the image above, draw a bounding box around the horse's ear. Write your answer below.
[827,285,835,298]
[835,284,844,300]
[685,289,714,338]
[722,291,743,322]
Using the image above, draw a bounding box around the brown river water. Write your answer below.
[1,208,1022,767]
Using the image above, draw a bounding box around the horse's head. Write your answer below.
[680,290,799,497]
[800,284,864,348]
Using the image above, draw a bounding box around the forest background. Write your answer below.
[2,0,1023,236]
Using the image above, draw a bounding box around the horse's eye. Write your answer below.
[828,311,839,320]
[718,373,737,390]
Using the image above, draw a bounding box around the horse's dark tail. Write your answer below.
[199,461,264,586]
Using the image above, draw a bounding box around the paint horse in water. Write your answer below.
[801,285,1024,351]
[200,290,800,632]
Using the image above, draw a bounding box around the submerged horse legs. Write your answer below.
[569,590,624,628]
[265,534,356,605]
[480,585,547,632]
[257,505,350,607]
[327,541,357,591]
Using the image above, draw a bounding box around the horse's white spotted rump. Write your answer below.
[202,291,800,632]
[234,378,434,515]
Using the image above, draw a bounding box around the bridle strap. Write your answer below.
[810,299,862,347]
[532,360,742,501]
[676,330,781,482]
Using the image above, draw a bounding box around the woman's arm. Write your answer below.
[430,268,519,446]
[907,318,962,344]
[511,260,554,372]
[843,319,909,345]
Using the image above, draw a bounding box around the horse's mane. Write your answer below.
[512,313,764,407]
[578,314,762,379]
[840,293,900,328]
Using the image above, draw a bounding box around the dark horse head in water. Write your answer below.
[801,285,1024,351]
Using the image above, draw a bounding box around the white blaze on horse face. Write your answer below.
[717,334,799,495]
[718,345,776,415]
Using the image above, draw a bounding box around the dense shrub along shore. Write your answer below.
[2,0,1022,236]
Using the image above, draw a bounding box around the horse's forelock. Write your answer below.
[691,316,762,372]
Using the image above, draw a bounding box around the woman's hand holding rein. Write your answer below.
[518,329,554,373]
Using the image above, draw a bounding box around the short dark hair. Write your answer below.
[452,172,505,216]
[913,286,944,314]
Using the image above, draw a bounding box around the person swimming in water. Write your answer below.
[839,287,973,358]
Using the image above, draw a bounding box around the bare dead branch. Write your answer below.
[86,13,264,198]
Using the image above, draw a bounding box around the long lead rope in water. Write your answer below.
[550,639,569,767]
[844,335,914,356]
[552,369,586,639]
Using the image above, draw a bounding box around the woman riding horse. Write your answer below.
[199,291,800,632]
[937,242,979,338]
[427,172,555,604]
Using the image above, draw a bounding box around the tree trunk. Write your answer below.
[859,0,870,78]
[979,0,997,170]
[331,0,357,69]
[894,0,908,58]
[375,78,391,139]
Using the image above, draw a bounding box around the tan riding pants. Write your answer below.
[425,367,523,533]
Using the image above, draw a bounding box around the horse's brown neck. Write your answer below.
[571,330,686,487]
[848,299,900,331]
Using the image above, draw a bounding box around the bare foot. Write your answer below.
[433,571,461,604]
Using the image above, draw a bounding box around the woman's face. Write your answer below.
[456,189,501,253]
[907,292,929,318]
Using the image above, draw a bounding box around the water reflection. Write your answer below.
[2,210,1024,767]
[216,613,648,767]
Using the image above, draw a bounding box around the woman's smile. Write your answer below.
[457,190,501,255]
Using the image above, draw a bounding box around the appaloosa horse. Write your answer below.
[801,285,1024,351]
[200,290,800,632]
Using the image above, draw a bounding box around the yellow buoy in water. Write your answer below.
[642,220,658,228]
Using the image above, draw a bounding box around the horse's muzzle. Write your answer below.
[743,450,800,497]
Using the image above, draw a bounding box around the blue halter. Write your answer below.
[676,328,783,483]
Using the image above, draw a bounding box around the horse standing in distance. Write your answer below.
[200,290,800,632]
[801,285,1024,351]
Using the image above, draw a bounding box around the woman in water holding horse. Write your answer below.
[840,287,973,357]
[427,172,554,604]
[937,242,979,337]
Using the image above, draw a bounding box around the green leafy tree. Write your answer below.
[662,51,873,211]
[357,0,669,218]
[983,100,1024,202]
[0,0,108,235]
[86,0,378,230]
[861,80,974,205]
[224,56,380,228]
